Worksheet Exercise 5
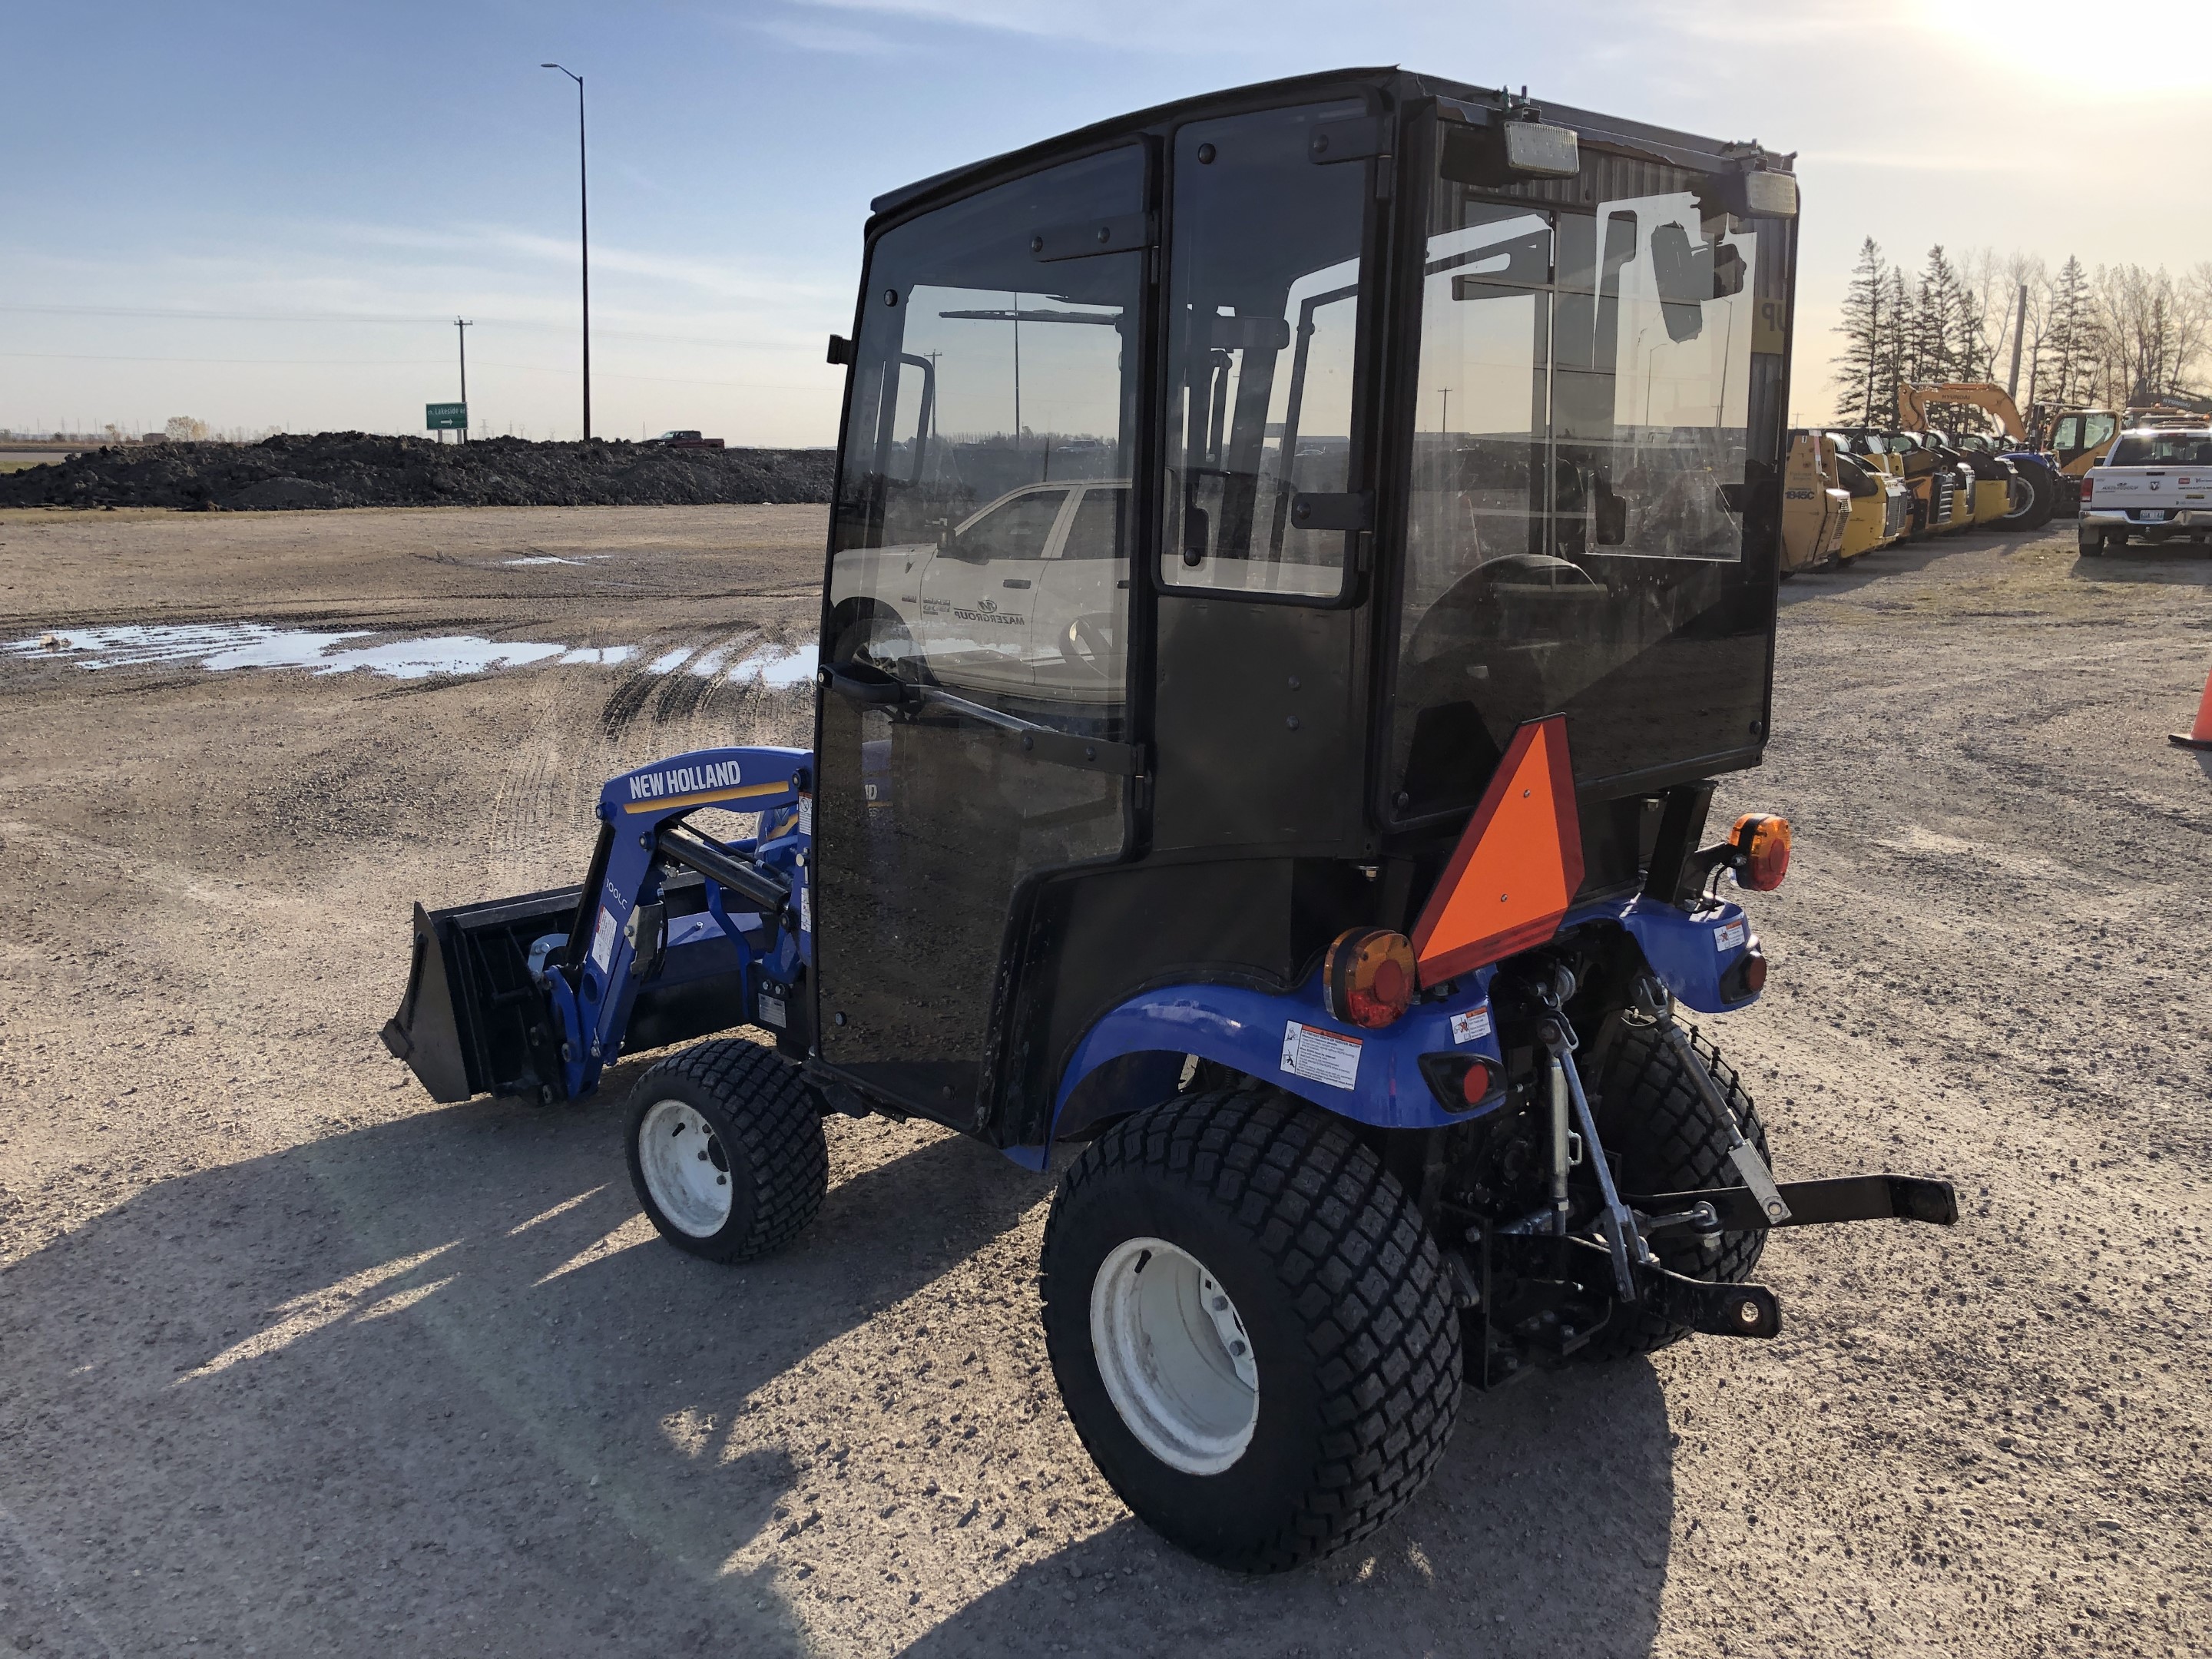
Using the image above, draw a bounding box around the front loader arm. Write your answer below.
[383,745,813,1105]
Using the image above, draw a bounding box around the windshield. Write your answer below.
[2109,430,2212,466]
[1392,150,1786,815]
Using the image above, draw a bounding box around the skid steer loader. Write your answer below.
[385,69,1957,1574]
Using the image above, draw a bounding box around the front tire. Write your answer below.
[624,1039,827,1263]
[1040,1091,1462,1573]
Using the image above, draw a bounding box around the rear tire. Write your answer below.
[1998,465,2055,531]
[1041,1091,1462,1573]
[1578,1022,1771,1361]
[624,1039,827,1263]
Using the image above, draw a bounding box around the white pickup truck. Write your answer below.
[827,478,1131,704]
[2078,428,2212,555]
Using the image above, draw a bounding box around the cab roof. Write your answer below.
[869,66,1793,225]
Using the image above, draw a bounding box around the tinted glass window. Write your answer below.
[1061,486,1125,558]
[1392,144,1783,815]
[2082,413,2118,449]
[829,148,1140,732]
[1159,102,1370,601]
[2110,432,2212,465]
[955,489,1065,559]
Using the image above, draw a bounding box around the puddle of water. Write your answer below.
[13,624,567,680]
[730,643,819,687]
[5,625,816,687]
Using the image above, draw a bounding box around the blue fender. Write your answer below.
[1618,895,1757,1015]
[1011,963,1505,1170]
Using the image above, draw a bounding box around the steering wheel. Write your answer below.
[1063,616,1114,679]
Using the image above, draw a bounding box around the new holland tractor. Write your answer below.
[385,69,1957,1573]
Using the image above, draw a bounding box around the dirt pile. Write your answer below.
[0,432,835,512]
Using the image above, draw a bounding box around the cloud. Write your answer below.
[750,11,905,55]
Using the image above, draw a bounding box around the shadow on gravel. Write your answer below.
[2068,545,2212,587]
[899,1362,1674,1659]
[0,1075,1046,1658]
[1777,526,2044,603]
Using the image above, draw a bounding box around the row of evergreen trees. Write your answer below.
[1831,240,2209,431]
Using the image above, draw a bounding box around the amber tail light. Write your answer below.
[1323,928,1417,1029]
[1731,814,1792,891]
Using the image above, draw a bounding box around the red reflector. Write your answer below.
[1460,1057,1499,1106]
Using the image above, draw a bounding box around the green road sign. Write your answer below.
[426,402,468,431]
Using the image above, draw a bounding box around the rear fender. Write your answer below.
[1617,895,1759,1014]
[1015,965,1505,1170]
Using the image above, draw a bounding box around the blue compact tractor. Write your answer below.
[386,70,1955,1572]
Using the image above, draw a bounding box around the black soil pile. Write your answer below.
[0,432,834,512]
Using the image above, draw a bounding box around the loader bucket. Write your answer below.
[382,886,581,1103]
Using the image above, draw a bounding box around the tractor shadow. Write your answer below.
[899,1360,1675,1658]
[0,1073,1047,1658]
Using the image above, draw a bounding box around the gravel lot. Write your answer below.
[0,505,2206,1657]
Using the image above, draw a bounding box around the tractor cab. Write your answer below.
[814,70,1799,1144]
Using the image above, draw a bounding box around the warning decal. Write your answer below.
[1281,1021,1362,1091]
[590,906,619,972]
[1449,1005,1493,1045]
[1714,920,1748,952]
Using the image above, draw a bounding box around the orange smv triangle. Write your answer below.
[1409,714,1584,987]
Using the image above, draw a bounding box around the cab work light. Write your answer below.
[1731,814,1792,891]
[1323,928,1417,1029]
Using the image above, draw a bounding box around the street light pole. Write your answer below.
[455,317,472,442]
[541,63,591,442]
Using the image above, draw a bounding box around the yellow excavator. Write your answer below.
[1899,383,2052,527]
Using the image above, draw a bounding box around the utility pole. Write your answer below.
[455,317,473,442]
[2005,282,2028,403]
[542,64,591,441]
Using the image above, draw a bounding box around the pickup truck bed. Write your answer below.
[2078,428,2212,554]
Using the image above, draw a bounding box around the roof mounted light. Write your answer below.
[1501,121,1580,179]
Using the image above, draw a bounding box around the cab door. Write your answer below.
[814,148,1144,1130]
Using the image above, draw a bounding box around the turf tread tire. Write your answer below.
[1581,1022,1770,1360]
[1041,1089,1462,1573]
[625,1038,827,1263]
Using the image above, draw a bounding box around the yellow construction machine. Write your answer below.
[1893,382,2061,526]
[1780,431,1852,575]
[1896,383,2042,528]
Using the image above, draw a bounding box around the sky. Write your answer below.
[5,0,2210,444]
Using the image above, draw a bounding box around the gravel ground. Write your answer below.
[0,506,2206,1658]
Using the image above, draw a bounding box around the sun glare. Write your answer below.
[1922,1,2212,91]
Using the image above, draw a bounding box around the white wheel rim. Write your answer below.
[637,1098,733,1237]
[1089,1237,1258,1475]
